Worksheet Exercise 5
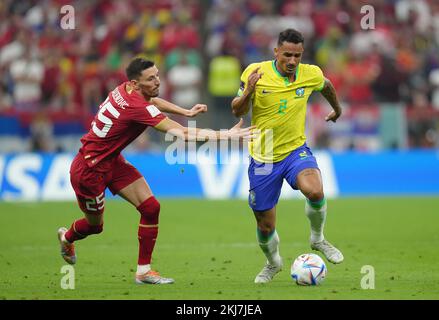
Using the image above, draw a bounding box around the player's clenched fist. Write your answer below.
[245,67,263,93]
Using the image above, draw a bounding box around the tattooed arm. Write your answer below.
[320,78,342,122]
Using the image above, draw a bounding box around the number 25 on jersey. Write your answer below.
[92,98,120,138]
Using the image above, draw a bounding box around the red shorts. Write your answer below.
[70,153,143,215]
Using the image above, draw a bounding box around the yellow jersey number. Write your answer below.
[278,99,287,115]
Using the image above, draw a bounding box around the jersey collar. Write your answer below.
[272,60,300,85]
[122,81,149,104]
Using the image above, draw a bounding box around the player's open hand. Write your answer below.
[187,104,207,117]
[325,110,342,123]
[227,118,258,140]
[246,67,263,94]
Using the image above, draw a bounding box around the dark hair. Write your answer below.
[125,58,155,80]
[278,29,304,46]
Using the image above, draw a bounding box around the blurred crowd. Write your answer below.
[0,0,438,151]
[0,0,203,114]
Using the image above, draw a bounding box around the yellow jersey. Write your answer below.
[237,60,325,163]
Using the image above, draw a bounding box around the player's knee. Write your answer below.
[254,210,275,234]
[137,196,160,225]
[258,225,275,236]
[256,220,275,235]
[89,223,104,234]
[306,190,324,203]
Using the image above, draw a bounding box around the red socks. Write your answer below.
[64,196,160,267]
[65,218,103,243]
[137,197,160,265]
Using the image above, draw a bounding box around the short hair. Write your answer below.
[125,58,155,80]
[277,29,304,46]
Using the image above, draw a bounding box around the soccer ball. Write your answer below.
[291,253,327,286]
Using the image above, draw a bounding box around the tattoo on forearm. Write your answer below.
[321,81,341,112]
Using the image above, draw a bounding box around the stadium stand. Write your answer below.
[0,0,438,152]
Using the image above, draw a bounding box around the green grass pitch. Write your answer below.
[0,197,438,300]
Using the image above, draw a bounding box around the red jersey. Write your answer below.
[79,82,166,167]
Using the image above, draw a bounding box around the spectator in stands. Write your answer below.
[407,92,438,148]
[343,49,379,105]
[208,50,242,128]
[167,52,202,109]
[430,69,439,110]
[41,49,61,109]
[372,52,406,103]
[0,30,26,69]
[0,0,438,152]
[9,35,44,112]
[165,42,202,72]
[29,111,56,152]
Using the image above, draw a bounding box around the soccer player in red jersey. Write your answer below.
[57,58,255,284]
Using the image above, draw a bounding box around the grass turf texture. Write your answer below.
[0,197,438,300]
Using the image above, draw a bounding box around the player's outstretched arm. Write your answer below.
[231,67,263,117]
[320,77,342,123]
[153,117,257,141]
[151,97,207,118]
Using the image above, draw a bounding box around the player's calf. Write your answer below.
[137,196,160,265]
[64,218,103,243]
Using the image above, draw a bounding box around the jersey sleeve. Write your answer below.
[237,63,260,97]
[131,104,167,127]
[312,66,325,91]
[310,65,325,92]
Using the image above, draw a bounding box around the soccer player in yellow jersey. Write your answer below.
[232,29,344,283]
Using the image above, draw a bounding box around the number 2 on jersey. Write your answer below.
[92,98,121,138]
[278,99,287,115]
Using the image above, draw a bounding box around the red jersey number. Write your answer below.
[92,98,121,138]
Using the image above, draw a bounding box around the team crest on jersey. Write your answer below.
[146,105,161,117]
[295,88,305,98]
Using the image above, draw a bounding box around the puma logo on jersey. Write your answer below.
[146,105,161,117]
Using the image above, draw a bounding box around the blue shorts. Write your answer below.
[248,143,319,212]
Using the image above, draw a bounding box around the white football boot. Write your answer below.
[310,239,344,264]
[57,227,76,265]
[135,270,175,284]
[254,258,283,284]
